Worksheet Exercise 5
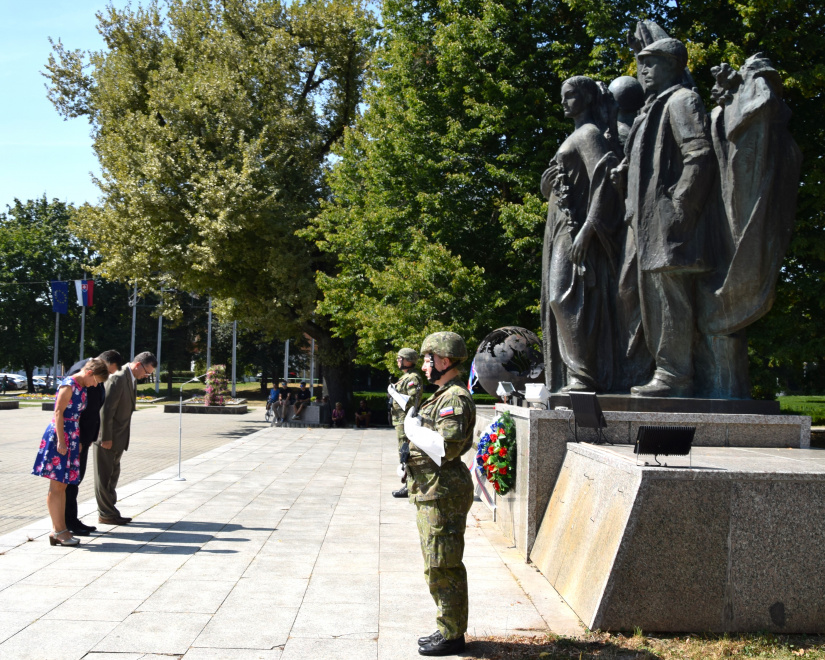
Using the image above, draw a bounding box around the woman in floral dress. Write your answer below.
[32,358,110,546]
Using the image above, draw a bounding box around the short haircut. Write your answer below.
[83,358,110,381]
[134,351,158,368]
[97,349,124,369]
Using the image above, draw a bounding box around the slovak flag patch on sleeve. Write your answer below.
[439,407,454,417]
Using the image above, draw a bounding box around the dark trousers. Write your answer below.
[65,441,91,526]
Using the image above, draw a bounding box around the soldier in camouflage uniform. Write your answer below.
[406,331,475,657]
[390,348,424,498]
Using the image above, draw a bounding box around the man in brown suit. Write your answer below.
[94,351,157,525]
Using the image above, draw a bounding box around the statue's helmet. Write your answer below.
[396,348,419,362]
[637,37,688,70]
[420,332,468,362]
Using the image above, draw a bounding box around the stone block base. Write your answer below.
[474,405,811,560]
[0,400,19,410]
[530,443,825,633]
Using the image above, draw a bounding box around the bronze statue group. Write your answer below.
[542,22,801,401]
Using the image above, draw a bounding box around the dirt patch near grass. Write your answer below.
[464,632,825,659]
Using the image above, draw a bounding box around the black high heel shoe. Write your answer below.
[49,529,80,546]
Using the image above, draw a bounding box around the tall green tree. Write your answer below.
[310,0,825,392]
[0,198,85,389]
[305,0,637,370]
[44,0,378,405]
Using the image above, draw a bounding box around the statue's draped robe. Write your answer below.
[541,124,621,392]
[701,65,802,336]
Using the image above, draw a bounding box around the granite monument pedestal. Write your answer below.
[474,404,810,560]
[530,443,825,632]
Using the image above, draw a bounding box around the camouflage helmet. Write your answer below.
[396,348,419,362]
[420,331,468,362]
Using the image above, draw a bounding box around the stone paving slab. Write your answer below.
[0,426,582,659]
[0,405,271,537]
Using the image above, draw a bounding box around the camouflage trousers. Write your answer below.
[415,492,474,640]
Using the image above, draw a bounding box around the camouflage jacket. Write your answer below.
[407,376,476,502]
[391,369,424,428]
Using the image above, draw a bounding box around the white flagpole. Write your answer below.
[309,337,315,398]
[130,281,137,361]
[231,321,237,398]
[206,296,212,371]
[283,339,290,383]
[53,312,60,387]
[78,275,89,360]
[156,312,162,396]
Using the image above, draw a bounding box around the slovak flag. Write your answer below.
[467,358,479,393]
[74,279,95,306]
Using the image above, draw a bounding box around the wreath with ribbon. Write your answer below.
[475,411,516,495]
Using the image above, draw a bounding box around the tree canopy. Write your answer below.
[44,0,378,403]
[309,0,825,391]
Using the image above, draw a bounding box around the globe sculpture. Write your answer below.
[474,326,545,397]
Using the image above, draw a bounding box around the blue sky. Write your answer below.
[0,1,124,211]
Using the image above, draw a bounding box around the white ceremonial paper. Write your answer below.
[387,383,410,410]
[403,407,445,466]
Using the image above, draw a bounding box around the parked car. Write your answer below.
[0,373,26,390]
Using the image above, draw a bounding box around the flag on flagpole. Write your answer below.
[467,357,479,392]
[75,279,95,306]
[51,281,69,314]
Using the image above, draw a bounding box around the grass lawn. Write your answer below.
[466,631,825,659]
[778,396,825,426]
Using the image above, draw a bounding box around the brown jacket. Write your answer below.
[97,365,136,451]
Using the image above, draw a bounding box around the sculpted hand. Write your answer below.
[540,162,559,199]
[610,161,627,192]
[101,440,113,450]
[571,222,595,265]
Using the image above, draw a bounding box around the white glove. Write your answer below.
[396,463,406,478]
[404,408,445,466]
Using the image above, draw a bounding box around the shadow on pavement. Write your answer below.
[82,521,276,553]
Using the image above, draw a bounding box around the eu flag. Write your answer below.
[51,281,68,314]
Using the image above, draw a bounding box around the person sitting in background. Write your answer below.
[355,400,371,428]
[292,382,311,420]
[273,380,291,423]
[332,402,346,428]
[64,349,123,536]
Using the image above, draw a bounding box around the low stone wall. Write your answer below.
[0,400,19,410]
[164,404,248,414]
[530,443,825,633]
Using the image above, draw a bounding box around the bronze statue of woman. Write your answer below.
[540,76,623,392]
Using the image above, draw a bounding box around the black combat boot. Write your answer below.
[418,632,465,656]
[392,485,409,498]
[417,631,439,646]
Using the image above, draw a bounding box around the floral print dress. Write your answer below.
[32,376,87,484]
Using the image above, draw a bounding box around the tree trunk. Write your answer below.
[308,328,354,419]
[167,368,174,397]
[23,362,34,393]
[322,361,352,419]
[260,365,268,393]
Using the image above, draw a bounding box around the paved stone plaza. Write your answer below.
[0,413,580,659]
[0,405,271,537]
